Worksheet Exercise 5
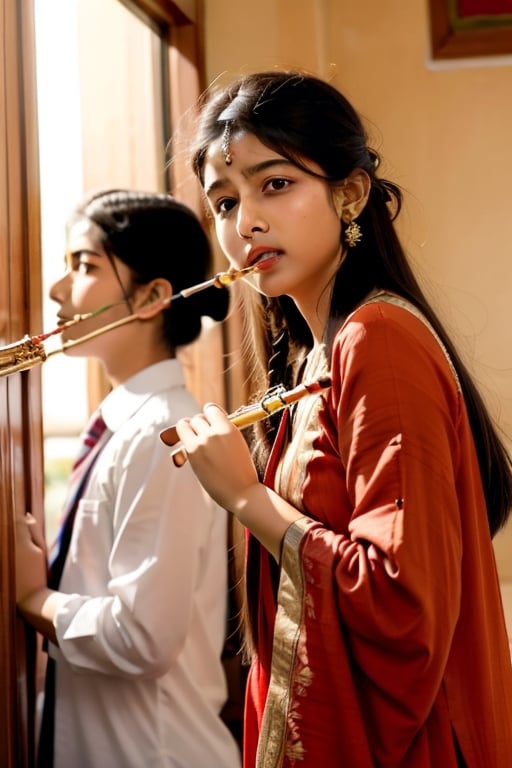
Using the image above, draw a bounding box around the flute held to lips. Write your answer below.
[0,266,256,378]
[160,374,332,467]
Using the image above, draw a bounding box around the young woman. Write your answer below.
[171,71,512,767]
[15,190,242,768]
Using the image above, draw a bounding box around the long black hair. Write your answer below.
[68,189,230,350]
[190,70,512,538]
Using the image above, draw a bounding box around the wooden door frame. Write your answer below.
[1,0,44,765]
[0,1,203,765]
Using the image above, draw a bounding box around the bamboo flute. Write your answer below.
[160,375,332,467]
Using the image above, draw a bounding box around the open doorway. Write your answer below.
[34,0,172,543]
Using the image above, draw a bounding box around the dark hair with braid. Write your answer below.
[190,69,512,538]
[67,189,229,350]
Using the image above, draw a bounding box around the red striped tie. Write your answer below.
[48,409,109,589]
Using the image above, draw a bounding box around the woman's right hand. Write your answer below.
[176,404,304,560]
[175,402,260,513]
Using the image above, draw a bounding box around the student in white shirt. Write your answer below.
[15,189,242,768]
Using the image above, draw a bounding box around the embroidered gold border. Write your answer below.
[361,291,461,392]
[256,517,310,767]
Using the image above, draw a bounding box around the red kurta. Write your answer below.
[244,293,512,767]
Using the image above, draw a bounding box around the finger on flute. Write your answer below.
[162,375,332,467]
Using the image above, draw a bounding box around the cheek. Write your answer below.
[70,278,103,310]
[70,279,89,301]
[215,222,238,261]
[315,203,342,245]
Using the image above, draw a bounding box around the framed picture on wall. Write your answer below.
[429,0,512,58]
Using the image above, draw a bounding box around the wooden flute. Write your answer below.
[160,374,332,467]
[0,266,255,378]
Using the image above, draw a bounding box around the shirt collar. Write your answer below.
[100,359,185,432]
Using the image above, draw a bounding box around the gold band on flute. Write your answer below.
[160,375,332,467]
[0,266,256,378]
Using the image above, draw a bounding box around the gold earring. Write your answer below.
[344,220,362,248]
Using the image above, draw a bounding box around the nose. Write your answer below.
[236,199,268,240]
[49,271,70,304]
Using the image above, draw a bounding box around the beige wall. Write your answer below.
[201,0,512,578]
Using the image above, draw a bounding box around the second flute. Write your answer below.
[0,266,257,378]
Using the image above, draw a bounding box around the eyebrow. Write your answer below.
[70,248,103,257]
[64,248,103,267]
[204,158,294,198]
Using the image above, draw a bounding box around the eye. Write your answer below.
[214,197,237,216]
[76,261,96,275]
[71,251,97,275]
[264,177,291,193]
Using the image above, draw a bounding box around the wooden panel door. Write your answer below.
[0,1,44,766]
[1,1,244,765]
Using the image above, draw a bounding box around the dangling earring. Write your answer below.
[344,219,362,248]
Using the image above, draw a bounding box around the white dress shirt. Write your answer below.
[49,359,241,768]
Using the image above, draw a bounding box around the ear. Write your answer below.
[332,168,371,222]
[133,278,173,319]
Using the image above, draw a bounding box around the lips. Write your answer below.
[57,313,80,327]
[247,248,282,269]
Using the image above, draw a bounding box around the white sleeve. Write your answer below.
[53,418,225,678]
